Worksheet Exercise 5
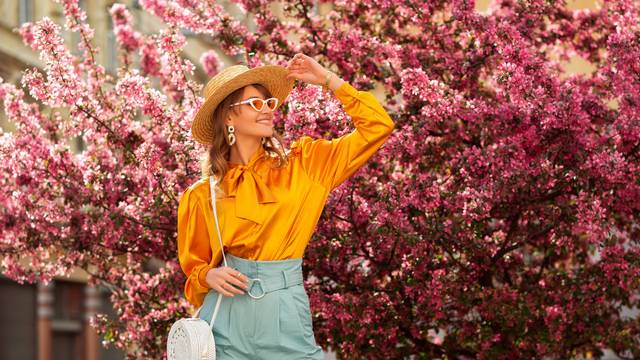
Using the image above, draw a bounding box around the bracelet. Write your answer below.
[322,70,332,91]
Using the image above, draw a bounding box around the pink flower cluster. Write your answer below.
[199,50,223,77]
[110,3,141,52]
[1,0,640,358]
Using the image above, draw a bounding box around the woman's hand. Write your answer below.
[285,53,328,86]
[205,266,250,297]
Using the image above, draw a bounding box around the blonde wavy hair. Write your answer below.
[200,83,289,188]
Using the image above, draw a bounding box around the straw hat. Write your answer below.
[191,64,295,145]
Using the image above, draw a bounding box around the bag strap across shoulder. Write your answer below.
[191,176,226,330]
[209,176,228,268]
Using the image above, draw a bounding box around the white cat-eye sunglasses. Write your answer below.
[229,97,279,112]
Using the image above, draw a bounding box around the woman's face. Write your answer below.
[225,85,275,140]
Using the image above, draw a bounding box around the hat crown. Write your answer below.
[203,65,250,99]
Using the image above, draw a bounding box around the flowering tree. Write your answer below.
[1,0,640,358]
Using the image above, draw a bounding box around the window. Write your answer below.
[0,277,37,360]
[51,281,85,360]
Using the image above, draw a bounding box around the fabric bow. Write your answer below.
[224,162,277,224]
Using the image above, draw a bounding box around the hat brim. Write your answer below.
[191,65,295,145]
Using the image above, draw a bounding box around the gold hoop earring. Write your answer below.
[227,125,236,146]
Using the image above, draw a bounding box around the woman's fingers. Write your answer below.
[287,57,304,69]
[287,53,326,86]
[288,63,304,72]
[286,67,303,80]
[225,267,250,285]
[208,267,249,297]
[222,267,250,291]
[222,271,250,291]
[288,53,308,70]
[224,266,250,282]
[224,281,246,295]
[213,278,244,296]
[213,282,235,297]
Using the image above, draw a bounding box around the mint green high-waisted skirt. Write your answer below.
[197,253,324,359]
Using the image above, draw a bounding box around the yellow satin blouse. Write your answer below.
[177,81,395,308]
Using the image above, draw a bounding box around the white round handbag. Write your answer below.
[167,176,229,360]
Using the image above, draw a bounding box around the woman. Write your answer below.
[177,53,395,359]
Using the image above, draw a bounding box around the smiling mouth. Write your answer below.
[257,119,273,126]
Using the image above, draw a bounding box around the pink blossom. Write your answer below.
[2,0,640,358]
[199,50,223,77]
[109,3,142,52]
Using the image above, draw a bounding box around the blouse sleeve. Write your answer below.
[290,82,395,190]
[177,185,216,308]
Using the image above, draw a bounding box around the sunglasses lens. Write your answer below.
[247,98,262,111]
[267,98,278,110]
[248,98,278,111]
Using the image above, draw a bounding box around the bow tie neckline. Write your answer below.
[222,146,276,224]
